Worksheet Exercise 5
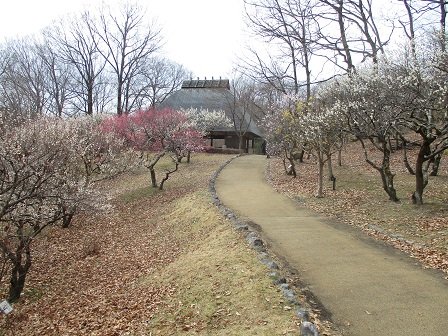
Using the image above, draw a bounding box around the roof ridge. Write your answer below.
[182,78,230,89]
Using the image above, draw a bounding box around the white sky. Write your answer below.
[0,0,246,79]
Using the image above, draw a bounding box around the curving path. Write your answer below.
[215,155,448,336]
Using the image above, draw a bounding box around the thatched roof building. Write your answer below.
[160,78,262,153]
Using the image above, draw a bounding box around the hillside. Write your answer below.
[0,154,337,335]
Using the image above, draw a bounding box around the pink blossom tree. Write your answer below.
[102,108,204,190]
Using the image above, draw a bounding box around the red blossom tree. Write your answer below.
[102,108,204,189]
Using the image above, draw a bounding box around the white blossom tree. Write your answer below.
[0,115,129,302]
[323,63,405,202]
[262,95,306,177]
[388,38,448,204]
[300,98,344,197]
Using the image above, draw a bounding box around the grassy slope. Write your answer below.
[141,191,301,335]
[1,153,336,335]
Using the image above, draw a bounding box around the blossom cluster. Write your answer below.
[0,115,129,301]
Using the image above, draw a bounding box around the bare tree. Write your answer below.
[44,11,107,115]
[0,38,49,120]
[118,56,190,111]
[418,1,447,49]
[398,0,418,60]
[95,2,163,114]
[243,0,320,97]
[37,39,75,117]
[316,0,392,73]
[143,57,191,109]
[224,76,262,150]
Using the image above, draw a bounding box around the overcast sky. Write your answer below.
[0,0,246,79]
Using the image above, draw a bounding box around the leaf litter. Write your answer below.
[0,153,340,335]
[266,142,448,276]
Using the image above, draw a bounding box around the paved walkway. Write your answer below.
[215,155,448,336]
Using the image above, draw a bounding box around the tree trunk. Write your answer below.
[413,141,431,205]
[284,148,297,177]
[238,136,244,151]
[327,152,335,181]
[9,242,31,303]
[117,79,123,115]
[61,205,75,228]
[282,157,288,174]
[403,142,415,175]
[298,148,305,163]
[146,151,166,188]
[150,168,157,188]
[287,156,297,178]
[360,138,398,201]
[62,211,74,229]
[316,153,325,198]
[381,144,399,202]
[159,159,179,191]
[337,146,343,166]
[337,3,355,73]
[379,169,399,202]
[430,151,443,176]
[87,79,94,115]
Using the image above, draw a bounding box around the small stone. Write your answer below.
[248,237,265,252]
[247,232,257,239]
[248,236,262,245]
[248,236,263,246]
[288,297,300,306]
[221,209,230,216]
[283,289,295,299]
[279,283,290,291]
[234,224,248,231]
[258,252,269,259]
[267,261,279,270]
[368,224,384,233]
[301,321,319,336]
[297,308,310,321]
[259,258,272,265]
[273,277,286,285]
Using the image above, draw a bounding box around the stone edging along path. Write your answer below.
[208,154,323,336]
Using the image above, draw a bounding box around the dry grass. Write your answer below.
[140,192,302,335]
